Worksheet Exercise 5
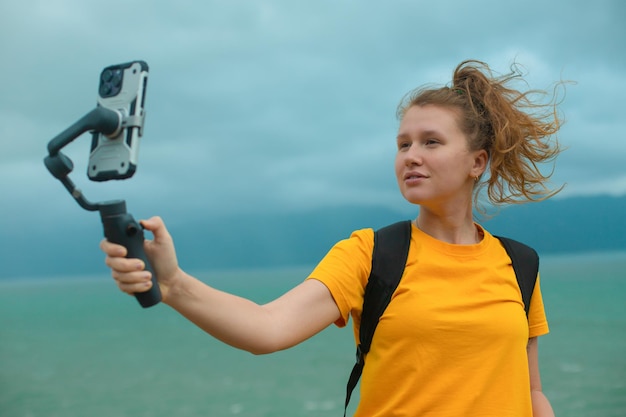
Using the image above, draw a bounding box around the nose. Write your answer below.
[403,145,423,167]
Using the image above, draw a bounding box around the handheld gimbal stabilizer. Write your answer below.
[44,107,161,308]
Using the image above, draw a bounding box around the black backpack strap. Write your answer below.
[495,236,539,317]
[344,220,412,416]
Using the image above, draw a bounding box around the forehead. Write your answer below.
[397,105,463,138]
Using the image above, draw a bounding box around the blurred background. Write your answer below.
[1,1,624,416]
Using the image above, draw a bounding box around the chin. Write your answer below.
[400,192,426,206]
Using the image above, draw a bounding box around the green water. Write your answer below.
[1,252,625,416]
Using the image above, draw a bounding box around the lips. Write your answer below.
[404,171,427,181]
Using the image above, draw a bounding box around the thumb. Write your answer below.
[140,216,170,241]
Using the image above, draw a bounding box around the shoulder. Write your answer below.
[306,228,376,326]
[336,228,376,257]
[308,227,377,279]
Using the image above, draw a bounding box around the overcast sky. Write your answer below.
[1,0,625,239]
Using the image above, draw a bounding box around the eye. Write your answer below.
[424,138,440,146]
[397,141,411,151]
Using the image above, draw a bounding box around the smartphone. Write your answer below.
[88,61,149,181]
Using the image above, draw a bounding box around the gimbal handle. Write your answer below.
[44,107,162,308]
[99,200,161,308]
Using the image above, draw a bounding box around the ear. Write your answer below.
[471,149,488,178]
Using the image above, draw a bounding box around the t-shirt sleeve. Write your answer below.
[306,228,374,327]
[528,274,550,338]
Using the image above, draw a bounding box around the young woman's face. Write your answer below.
[395,105,486,208]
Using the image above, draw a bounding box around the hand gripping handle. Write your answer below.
[99,201,162,308]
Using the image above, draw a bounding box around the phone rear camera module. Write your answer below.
[99,68,124,98]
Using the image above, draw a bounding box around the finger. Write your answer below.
[105,254,145,272]
[112,270,153,295]
[140,216,172,242]
[100,239,127,257]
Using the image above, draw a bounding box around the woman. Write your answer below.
[101,60,563,416]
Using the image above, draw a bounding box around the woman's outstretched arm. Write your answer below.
[101,216,341,355]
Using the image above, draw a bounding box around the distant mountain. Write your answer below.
[172,194,626,271]
[2,195,625,279]
[479,195,626,254]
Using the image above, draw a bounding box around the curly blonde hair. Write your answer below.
[397,60,566,206]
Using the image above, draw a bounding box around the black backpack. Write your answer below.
[343,220,539,416]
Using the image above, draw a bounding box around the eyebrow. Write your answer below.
[396,129,445,140]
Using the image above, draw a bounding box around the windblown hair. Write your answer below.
[397,60,566,206]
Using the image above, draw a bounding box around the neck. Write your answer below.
[415,207,481,245]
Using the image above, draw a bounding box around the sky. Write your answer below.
[1,0,625,252]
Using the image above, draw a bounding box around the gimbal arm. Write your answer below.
[44,107,120,211]
[47,106,120,156]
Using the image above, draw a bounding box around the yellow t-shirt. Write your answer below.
[307,223,549,417]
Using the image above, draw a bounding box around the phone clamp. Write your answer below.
[44,106,161,308]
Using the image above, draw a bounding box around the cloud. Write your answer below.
[1,0,625,246]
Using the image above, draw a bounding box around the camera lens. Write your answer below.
[102,69,113,82]
[111,69,122,87]
[99,82,111,97]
